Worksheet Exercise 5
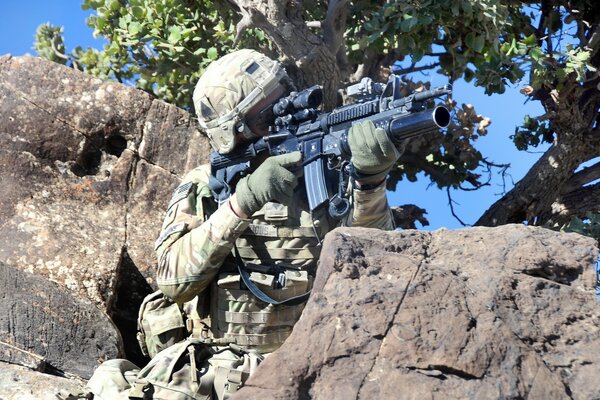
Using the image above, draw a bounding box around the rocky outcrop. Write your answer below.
[0,362,87,400]
[0,55,211,367]
[235,225,600,400]
[0,55,210,309]
[0,262,121,378]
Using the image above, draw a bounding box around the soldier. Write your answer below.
[87,48,400,399]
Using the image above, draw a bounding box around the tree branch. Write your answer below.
[392,62,440,76]
[226,0,342,108]
[563,162,600,193]
[447,187,470,227]
[476,131,600,226]
[586,24,600,59]
[398,153,453,184]
[554,181,600,223]
[322,0,350,56]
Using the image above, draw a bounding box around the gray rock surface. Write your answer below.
[0,261,122,378]
[235,225,600,400]
[0,54,210,367]
[0,55,209,311]
[0,362,87,400]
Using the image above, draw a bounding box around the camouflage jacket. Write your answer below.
[153,163,393,350]
[155,163,394,303]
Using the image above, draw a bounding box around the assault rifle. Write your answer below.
[209,74,452,220]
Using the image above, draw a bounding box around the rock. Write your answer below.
[235,225,600,400]
[0,55,210,364]
[0,261,122,378]
[0,361,86,400]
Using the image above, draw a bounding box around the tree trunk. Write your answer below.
[476,79,600,227]
[228,0,348,109]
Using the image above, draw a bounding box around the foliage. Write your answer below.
[35,0,271,108]
[34,23,69,65]
[349,0,517,92]
[559,213,600,243]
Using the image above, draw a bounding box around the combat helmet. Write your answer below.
[193,49,294,154]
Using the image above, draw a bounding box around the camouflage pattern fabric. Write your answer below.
[155,163,393,307]
[192,49,292,154]
[87,340,262,400]
[147,161,394,396]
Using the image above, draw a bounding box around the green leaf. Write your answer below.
[207,47,218,60]
[109,0,121,12]
[168,26,182,44]
[119,17,128,30]
[367,32,381,44]
[523,33,536,46]
[529,47,544,62]
[128,22,142,35]
[466,33,485,53]
[400,15,418,32]
[461,1,472,14]
[451,2,460,16]
[383,5,395,18]
[464,68,475,82]
[131,6,145,19]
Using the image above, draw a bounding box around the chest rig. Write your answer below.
[188,185,333,353]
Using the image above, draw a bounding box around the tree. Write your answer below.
[35,0,599,232]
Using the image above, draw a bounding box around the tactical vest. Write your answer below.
[185,194,332,353]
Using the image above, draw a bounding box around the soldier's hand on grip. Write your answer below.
[235,151,302,216]
[348,120,400,185]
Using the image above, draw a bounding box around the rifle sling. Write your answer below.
[233,246,311,306]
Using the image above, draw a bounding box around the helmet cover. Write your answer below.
[193,49,293,154]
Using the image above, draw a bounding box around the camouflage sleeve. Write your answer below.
[344,180,394,230]
[154,165,250,303]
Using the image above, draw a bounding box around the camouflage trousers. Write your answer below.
[87,339,263,400]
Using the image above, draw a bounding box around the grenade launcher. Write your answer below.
[208,75,452,220]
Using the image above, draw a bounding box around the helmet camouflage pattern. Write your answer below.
[193,49,293,154]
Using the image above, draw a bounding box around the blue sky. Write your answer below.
[0,1,547,230]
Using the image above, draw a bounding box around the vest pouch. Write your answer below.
[211,344,263,400]
[131,339,214,400]
[86,359,140,400]
[137,290,187,359]
[212,270,311,350]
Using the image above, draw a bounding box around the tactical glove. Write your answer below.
[235,152,302,216]
[348,120,400,185]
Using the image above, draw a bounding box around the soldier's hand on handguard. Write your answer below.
[348,120,400,187]
[233,151,302,218]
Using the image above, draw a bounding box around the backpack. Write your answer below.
[137,290,187,359]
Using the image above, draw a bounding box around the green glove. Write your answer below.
[348,120,400,185]
[235,151,302,216]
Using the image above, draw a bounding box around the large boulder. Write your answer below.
[235,225,600,400]
[0,261,121,378]
[0,55,209,309]
[0,55,210,366]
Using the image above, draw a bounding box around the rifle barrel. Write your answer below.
[388,106,450,141]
